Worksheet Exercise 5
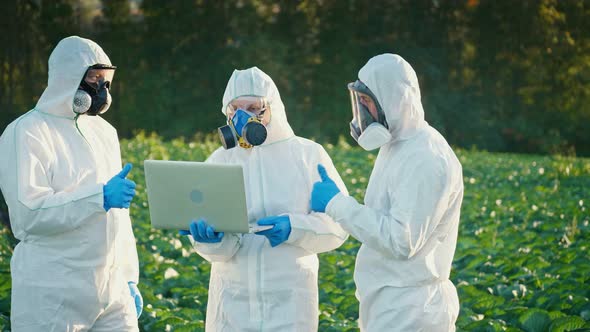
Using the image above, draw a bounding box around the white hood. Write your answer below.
[221,67,295,144]
[35,36,113,118]
[358,53,427,142]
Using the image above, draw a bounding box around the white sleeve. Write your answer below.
[285,212,348,254]
[12,127,105,237]
[116,210,140,283]
[285,145,349,253]
[326,159,449,259]
[112,138,139,284]
[190,233,242,263]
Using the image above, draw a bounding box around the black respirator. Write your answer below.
[73,64,116,116]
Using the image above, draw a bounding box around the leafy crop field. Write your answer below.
[1,133,589,331]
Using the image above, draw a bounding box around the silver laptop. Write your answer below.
[144,160,270,233]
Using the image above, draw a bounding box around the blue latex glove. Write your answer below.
[179,219,224,243]
[255,215,291,247]
[103,163,136,211]
[310,164,341,212]
[128,281,143,318]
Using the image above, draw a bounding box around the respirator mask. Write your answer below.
[218,96,269,149]
[348,80,392,151]
[73,64,116,116]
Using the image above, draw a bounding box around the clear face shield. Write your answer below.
[218,96,270,149]
[347,80,392,151]
[348,80,387,140]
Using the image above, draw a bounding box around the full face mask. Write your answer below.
[73,64,116,116]
[218,96,269,149]
[348,80,392,151]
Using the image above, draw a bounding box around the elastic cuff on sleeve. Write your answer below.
[286,227,305,244]
[280,213,302,244]
[326,193,358,222]
[191,238,223,250]
[326,194,359,229]
[191,233,239,252]
[81,183,105,212]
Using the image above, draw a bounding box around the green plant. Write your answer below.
[0,133,588,331]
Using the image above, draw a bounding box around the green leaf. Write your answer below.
[548,316,587,332]
[519,309,552,332]
[172,322,205,331]
[471,294,505,313]
[150,316,186,330]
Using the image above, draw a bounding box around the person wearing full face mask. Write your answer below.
[180,67,349,331]
[0,36,142,331]
[310,54,464,331]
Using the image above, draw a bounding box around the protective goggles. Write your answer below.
[83,64,116,89]
[225,96,268,119]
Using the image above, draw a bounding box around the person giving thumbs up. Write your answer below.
[310,164,342,212]
[103,163,137,211]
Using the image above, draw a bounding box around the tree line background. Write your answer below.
[1,0,589,156]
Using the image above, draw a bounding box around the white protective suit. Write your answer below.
[325,54,463,331]
[0,36,139,331]
[192,67,349,331]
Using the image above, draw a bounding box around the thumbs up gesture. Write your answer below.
[103,163,137,212]
[310,164,341,212]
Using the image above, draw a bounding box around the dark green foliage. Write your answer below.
[1,1,590,155]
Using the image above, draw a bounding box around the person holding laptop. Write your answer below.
[180,66,348,331]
